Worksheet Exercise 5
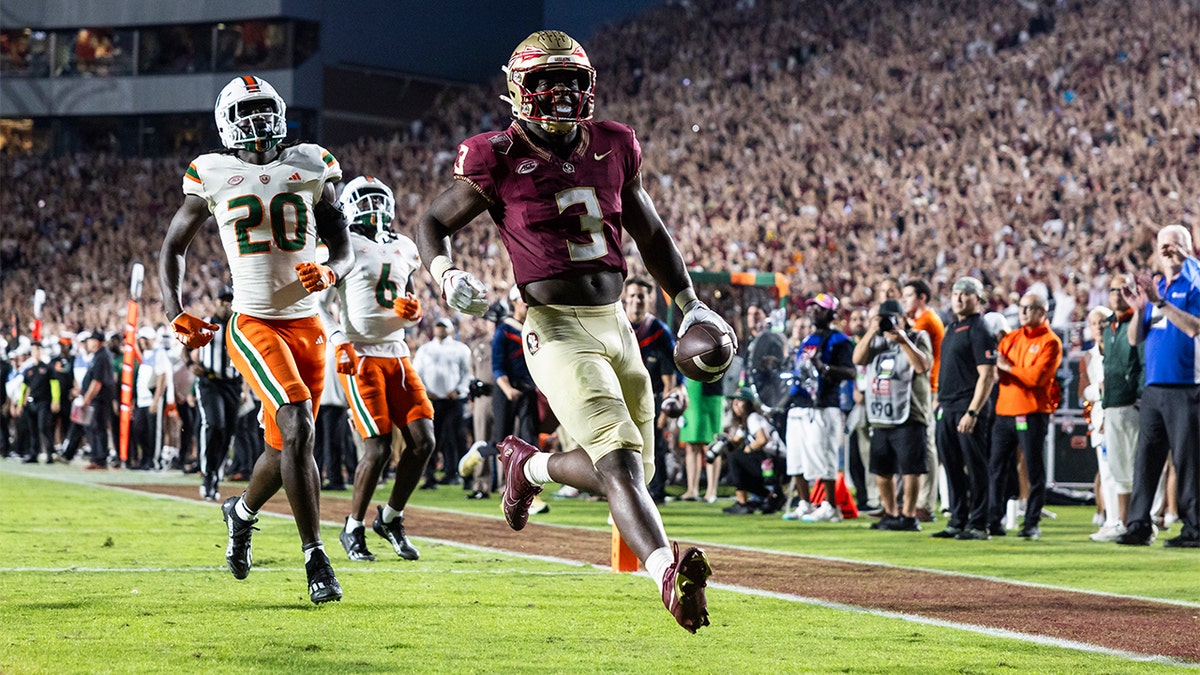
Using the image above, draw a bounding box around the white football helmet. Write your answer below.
[339,175,396,240]
[214,75,287,152]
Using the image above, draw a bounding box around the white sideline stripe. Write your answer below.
[10,468,1200,609]
[682,538,1200,610]
[717,583,1200,669]
[9,462,1200,663]
[9,468,1200,610]
[0,566,605,576]
[6,475,603,572]
[6,565,1194,667]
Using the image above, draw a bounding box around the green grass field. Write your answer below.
[1,463,1196,674]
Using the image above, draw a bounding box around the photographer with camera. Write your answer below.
[716,388,785,515]
[852,300,933,532]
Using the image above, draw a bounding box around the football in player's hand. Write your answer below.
[674,324,734,383]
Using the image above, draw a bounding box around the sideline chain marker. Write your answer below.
[611,524,638,573]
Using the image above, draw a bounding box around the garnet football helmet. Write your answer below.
[501,30,595,135]
[215,75,287,152]
[339,175,396,241]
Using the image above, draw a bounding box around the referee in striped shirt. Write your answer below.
[189,287,242,501]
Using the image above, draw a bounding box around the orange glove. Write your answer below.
[393,292,423,322]
[335,343,359,375]
[171,312,219,349]
[294,262,337,293]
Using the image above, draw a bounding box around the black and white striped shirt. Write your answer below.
[194,317,240,382]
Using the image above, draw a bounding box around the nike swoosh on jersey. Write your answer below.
[594,150,613,161]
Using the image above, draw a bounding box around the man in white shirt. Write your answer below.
[412,318,472,489]
[133,327,171,470]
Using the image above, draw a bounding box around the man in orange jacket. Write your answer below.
[987,291,1062,539]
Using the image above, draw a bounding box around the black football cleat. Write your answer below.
[305,548,343,604]
[221,496,257,580]
[339,518,377,562]
[372,505,419,560]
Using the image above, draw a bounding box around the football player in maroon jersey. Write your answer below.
[416,30,736,633]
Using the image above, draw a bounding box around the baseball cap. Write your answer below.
[435,317,453,329]
[878,299,904,316]
[217,285,234,301]
[137,326,157,340]
[952,277,985,297]
[727,387,758,403]
[482,300,509,324]
[806,293,839,311]
[982,311,1011,338]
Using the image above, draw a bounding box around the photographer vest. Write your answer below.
[865,331,931,427]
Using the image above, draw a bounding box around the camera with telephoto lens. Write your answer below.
[467,378,493,400]
[878,315,895,332]
[705,434,730,464]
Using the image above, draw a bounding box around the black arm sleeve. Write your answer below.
[313,198,348,242]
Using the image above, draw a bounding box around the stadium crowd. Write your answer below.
[2,0,1198,544]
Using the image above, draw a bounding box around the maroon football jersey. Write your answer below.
[453,120,641,286]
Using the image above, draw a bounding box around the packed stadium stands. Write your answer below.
[2,0,1196,346]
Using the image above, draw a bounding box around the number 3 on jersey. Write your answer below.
[230,193,308,255]
[556,187,607,261]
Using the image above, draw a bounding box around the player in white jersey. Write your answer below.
[319,176,436,562]
[159,75,355,604]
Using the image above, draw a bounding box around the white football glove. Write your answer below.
[679,300,738,352]
[441,268,489,317]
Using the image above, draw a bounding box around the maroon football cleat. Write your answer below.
[497,435,544,531]
[661,543,713,633]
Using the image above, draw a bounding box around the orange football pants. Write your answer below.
[339,355,433,439]
[226,312,325,449]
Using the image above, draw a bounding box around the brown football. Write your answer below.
[674,323,734,383]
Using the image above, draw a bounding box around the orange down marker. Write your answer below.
[611,524,639,573]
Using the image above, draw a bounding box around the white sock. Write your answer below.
[381,505,402,523]
[234,497,257,521]
[523,452,552,485]
[345,517,364,533]
[303,543,325,563]
[644,546,674,593]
